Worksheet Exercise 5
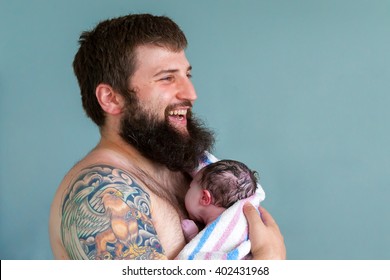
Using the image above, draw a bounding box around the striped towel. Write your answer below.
[176,152,266,260]
[189,151,219,177]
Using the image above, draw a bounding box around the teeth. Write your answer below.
[169,109,187,116]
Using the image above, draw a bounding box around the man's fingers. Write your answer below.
[244,203,286,260]
[259,206,276,226]
[259,206,283,234]
[243,202,264,228]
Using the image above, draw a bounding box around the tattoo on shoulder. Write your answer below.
[60,165,166,260]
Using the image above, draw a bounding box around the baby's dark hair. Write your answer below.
[198,160,258,208]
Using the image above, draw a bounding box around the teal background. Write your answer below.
[1,0,389,259]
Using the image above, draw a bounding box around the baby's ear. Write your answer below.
[200,190,212,206]
[95,83,124,115]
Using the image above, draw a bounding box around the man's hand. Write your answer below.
[243,203,286,260]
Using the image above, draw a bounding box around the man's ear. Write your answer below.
[200,190,212,206]
[95,84,124,115]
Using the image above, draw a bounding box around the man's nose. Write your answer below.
[177,77,197,102]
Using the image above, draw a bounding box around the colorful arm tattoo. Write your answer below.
[60,165,166,260]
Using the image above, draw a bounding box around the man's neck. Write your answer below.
[97,126,160,173]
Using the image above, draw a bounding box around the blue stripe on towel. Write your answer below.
[227,248,239,260]
[188,215,222,260]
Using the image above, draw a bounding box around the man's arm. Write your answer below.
[60,165,166,260]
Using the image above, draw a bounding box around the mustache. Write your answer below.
[165,100,193,114]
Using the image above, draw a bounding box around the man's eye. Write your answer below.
[160,76,174,81]
[187,73,193,79]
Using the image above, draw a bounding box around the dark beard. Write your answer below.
[119,101,215,172]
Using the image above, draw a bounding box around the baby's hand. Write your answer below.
[181,219,199,242]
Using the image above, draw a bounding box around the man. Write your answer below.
[49,13,285,260]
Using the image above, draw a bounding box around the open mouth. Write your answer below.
[167,108,189,133]
[168,109,188,121]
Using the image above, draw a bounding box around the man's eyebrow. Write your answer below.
[153,66,192,77]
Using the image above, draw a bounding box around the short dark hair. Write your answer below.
[199,160,258,208]
[73,14,188,126]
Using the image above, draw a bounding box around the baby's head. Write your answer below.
[198,160,258,207]
[185,160,258,223]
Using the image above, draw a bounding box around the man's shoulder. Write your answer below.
[51,161,168,259]
[60,162,151,208]
[61,148,145,190]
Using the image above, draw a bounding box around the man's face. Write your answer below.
[119,45,214,171]
[129,45,197,135]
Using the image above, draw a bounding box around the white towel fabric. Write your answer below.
[176,152,266,260]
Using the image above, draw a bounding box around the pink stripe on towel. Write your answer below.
[203,201,245,259]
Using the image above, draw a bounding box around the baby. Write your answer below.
[182,159,258,242]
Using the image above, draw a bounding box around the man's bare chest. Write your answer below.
[150,195,187,259]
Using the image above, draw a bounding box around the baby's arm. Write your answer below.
[181,219,199,243]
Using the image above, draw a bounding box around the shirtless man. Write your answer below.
[49,13,285,260]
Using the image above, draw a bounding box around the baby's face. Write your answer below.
[184,172,204,221]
